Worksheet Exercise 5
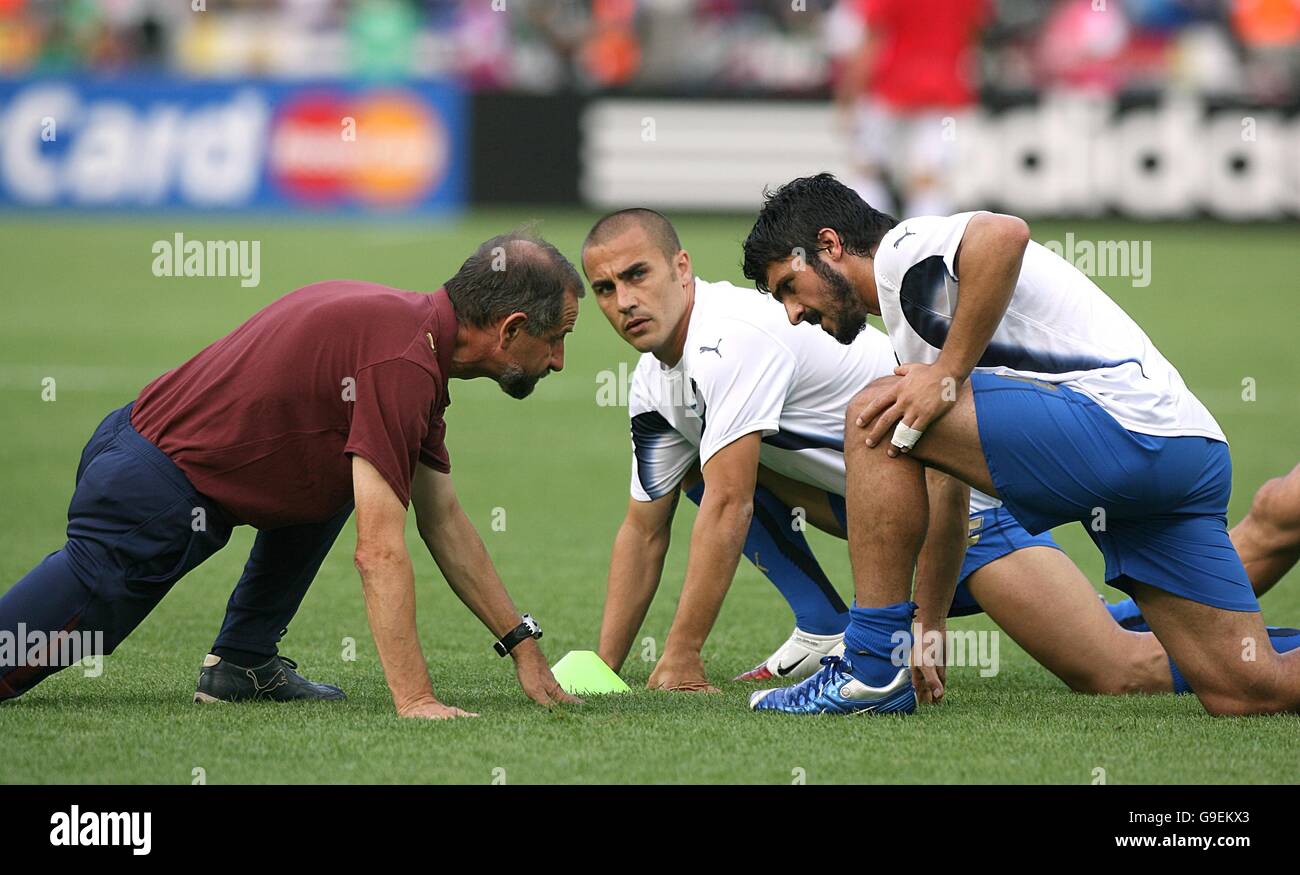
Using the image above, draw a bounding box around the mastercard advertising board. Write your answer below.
[0,79,465,214]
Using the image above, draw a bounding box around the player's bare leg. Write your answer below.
[685,465,851,683]
[1231,463,1300,594]
[751,379,944,712]
[844,377,1300,715]
[843,435,925,609]
[843,376,995,607]
[964,548,1171,695]
[752,377,993,713]
[900,396,1300,714]
[842,377,994,606]
[758,466,1176,696]
[1129,581,1300,715]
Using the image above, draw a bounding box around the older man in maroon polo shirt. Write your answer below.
[0,231,581,719]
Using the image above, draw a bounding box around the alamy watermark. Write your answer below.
[1041,233,1152,288]
[596,362,699,412]
[0,625,104,677]
[49,806,150,855]
[891,623,1000,677]
[151,232,261,288]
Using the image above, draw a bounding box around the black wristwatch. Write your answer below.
[494,614,542,657]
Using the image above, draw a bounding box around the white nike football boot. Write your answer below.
[734,628,846,682]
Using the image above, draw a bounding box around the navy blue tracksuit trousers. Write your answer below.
[0,404,351,699]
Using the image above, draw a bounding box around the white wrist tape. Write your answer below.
[891,422,925,451]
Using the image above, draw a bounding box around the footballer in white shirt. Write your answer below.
[742,173,1300,717]
[579,208,1287,699]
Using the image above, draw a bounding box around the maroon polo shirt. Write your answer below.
[131,281,457,529]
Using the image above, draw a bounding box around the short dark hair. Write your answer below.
[445,229,583,336]
[742,173,897,293]
[581,208,683,268]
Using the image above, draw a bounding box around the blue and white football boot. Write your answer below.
[748,655,915,715]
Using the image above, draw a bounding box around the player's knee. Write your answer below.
[1249,476,1282,523]
[845,376,900,431]
[1196,688,1289,717]
[844,389,871,428]
[1249,475,1300,536]
[1186,658,1293,715]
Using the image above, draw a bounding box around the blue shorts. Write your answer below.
[970,372,1257,613]
[827,496,1052,619]
[949,506,1060,617]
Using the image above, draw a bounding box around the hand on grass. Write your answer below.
[912,617,947,705]
[514,644,583,706]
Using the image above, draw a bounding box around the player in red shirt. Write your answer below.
[835,0,989,218]
[0,231,582,719]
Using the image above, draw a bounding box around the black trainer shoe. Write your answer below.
[194,653,346,703]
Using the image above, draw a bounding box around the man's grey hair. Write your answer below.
[445,228,584,336]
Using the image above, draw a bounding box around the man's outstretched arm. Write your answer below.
[650,432,761,691]
[411,462,579,707]
[598,486,681,672]
[353,455,475,719]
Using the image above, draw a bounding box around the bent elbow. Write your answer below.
[354,542,405,577]
[708,491,754,529]
[1001,214,1031,250]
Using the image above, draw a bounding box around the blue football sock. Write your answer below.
[843,601,916,686]
[1167,657,1192,694]
[685,483,849,635]
[1165,626,1299,695]
[1267,626,1300,654]
[1106,597,1148,632]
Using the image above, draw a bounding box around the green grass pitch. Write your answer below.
[0,211,1297,784]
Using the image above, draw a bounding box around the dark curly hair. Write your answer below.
[742,173,897,293]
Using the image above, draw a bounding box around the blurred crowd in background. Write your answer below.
[0,0,1296,102]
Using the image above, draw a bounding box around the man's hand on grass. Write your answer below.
[514,642,582,706]
[912,617,948,705]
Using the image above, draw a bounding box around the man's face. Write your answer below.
[497,290,579,399]
[583,227,690,355]
[763,254,870,345]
